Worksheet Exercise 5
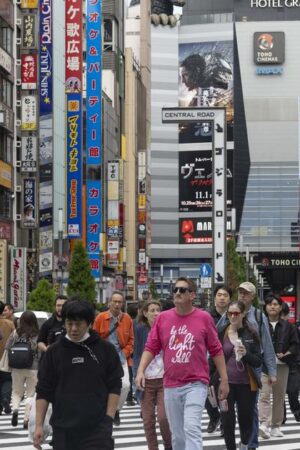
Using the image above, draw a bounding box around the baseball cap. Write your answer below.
[238,281,256,295]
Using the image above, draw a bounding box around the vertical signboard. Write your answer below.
[65,0,82,92]
[10,247,27,312]
[21,14,36,50]
[66,93,82,237]
[22,177,37,228]
[0,240,7,303]
[21,54,37,90]
[39,0,53,274]
[21,135,37,172]
[86,0,102,278]
[21,95,37,130]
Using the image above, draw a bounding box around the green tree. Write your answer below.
[226,238,246,300]
[67,240,96,303]
[149,278,160,300]
[27,279,55,312]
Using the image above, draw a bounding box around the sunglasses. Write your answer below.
[227,311,242,318]
[173,287,192,294]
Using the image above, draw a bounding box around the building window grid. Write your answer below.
[0,18,13,56]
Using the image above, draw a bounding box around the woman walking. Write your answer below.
[6,310,39,428]
[211,300,262,450]
[259,293,299,439]
[134,300,172,450]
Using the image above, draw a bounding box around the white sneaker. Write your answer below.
[259,424,270,439]
[270,427,284,437]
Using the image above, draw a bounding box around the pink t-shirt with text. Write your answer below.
[144,308,223,388]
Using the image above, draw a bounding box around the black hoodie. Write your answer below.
[36,330,123,430]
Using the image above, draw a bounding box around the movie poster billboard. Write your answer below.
[65,0,82,92]
[21,135,37,172]
[22,177,37,228]
[21,54,37,89]
[67,93,82,238]
[179,40,233,143]
[179,150,233,212]
[10,247,27,312]
[21,14,36,49]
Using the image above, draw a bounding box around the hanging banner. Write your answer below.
[21,95,37,130]
[0,240,7,303]
[10,247,27,312]
[22,177,37,228]
[21,14,36,49]
[67,93,82,237]
[21,54,37,89]
[21,135,37,172]
[39,0,53,115]
[65,0,82,92]
[87,180,101,278]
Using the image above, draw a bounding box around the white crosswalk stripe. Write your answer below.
[0,402,300,449]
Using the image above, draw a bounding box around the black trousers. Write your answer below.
[287,366,300,414]
[52,418,114,450]
[205,397,220,421]
[221,383,256,450]
[0,371,12,406]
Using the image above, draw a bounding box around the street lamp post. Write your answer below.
[160,264,164,300]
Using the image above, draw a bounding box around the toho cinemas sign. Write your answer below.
[256,254,300,268]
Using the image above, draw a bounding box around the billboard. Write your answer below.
[254,32,285,65]
[0,240,7,303]
[21,14,36,49]
[10,247,27,312]
[22,178,37,228]
[179,217,232,245]
[179,40,233,142]
[21,95,37,130]
[66,93,82,238]
[21,135,37,172]
[65,0,82,92]
[21,54,37,89]
[179,150,233,212]
[87,180,101,278]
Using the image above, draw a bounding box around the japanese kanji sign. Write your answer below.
[22,178,37,228]
[21,135,37,172]
[21,54,37,90]
[21,14,36,49]
[21,96,37,130]
[65,0,82,92]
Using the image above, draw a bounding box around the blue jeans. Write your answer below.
[248,368,261,448]
[164,381,207,450]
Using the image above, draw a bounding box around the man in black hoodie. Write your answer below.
[33,300,123,450]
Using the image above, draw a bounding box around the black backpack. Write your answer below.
[8,338,34,369]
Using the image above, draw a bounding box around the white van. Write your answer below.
[14,310,51,329]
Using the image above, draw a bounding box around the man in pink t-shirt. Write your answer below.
[136,277,229,450]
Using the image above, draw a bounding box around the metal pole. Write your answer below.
[160,264,164,300]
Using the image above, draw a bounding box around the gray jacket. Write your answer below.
[217,305,277,378]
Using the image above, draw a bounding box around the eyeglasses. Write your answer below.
[173,287,192,294]
[227,311,242,318]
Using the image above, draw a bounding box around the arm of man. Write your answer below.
[106,393,120,419]
[33,399,49,450]
[212,354,229,400]
[135,350,154,390]
[121,318,134,360]
[261,314,277,383]
[37,320,50,352]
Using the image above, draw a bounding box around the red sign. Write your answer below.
[65,0,82,92]
[0,221,11,241]
[21,54,37,89]
[282,296,296,324]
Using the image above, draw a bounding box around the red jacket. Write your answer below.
[93,311,134,366]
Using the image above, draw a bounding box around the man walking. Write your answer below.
[0,301,14,415]
[37,295,67,354]
[217,281,277,450]
[33,300,123,450]
[136,277,229,450]
[93,290,134,425]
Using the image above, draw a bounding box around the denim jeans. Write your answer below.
[248,368,261,448]
[164,381,207,450]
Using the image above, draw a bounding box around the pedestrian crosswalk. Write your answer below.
[0,402,300,449]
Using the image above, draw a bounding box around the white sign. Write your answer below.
[21,135,37,172]
[0,239,7,303]
[108,161,119,180]
[39,252,53,273]
[200,277,212,289]
[107,240,119,254]
[10,247,27,312]
[0,47,12,73]
[162,108,216,123]
[21,95,37,130]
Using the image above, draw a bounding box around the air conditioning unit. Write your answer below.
[15,185,22,192]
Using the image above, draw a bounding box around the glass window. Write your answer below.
[103,19,113,52]
[0,17,13,55]
[0,76,13,108]
[0,188,11,219]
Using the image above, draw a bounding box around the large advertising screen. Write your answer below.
[179,40,233,143]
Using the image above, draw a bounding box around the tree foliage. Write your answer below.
[27,279,55,312]
[149,278,160,300]
[226,239,247,300]
[67,240,96,303]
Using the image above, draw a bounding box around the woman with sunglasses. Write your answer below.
[134,300,172,450]
[210,300,262,450]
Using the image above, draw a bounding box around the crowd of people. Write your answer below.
[0,277,299,450]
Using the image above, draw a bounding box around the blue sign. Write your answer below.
[67,93,82,238]
[39,0,53,115]
[87,180,101,278]
[200,263,212,278]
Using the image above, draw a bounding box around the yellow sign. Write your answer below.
[138,194,146,209]
[0,161,12,189]
[21,0,38,8]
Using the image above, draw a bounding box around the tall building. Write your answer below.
[149,0,300,317]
